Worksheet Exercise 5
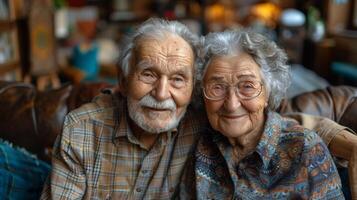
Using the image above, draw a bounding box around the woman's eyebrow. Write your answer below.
[207,76,225,82]
[236,74,257,79]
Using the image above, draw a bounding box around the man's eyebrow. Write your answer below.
[236,74,257,79]
[136,60,154,70]
[173,68,192,76]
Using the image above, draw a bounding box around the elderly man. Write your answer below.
[40,18,205,200]
[41,18,355,199]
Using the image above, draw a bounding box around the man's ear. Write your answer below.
[117,67,127,96]
[119,77,128,96]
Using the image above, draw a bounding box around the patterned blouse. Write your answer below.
[180,111,344,200]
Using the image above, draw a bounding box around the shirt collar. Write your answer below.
[212,111,281,169]
[255,111,281,168]
[114,95,129,138]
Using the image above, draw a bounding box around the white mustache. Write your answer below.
[139,95,176,111]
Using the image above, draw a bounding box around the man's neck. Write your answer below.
[128,118,160,150]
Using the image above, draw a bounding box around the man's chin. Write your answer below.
[139,123,172,134]
[142,119,176,133]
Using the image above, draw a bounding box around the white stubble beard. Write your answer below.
[127,94,187,134]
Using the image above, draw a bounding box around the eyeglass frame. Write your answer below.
[202,81,264,101]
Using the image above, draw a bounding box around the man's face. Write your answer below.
[125,33,195,133]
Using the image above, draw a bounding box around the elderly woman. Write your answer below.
[182,30,344,199]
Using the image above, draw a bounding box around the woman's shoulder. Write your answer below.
[277,112,322,144]
[272,112,327,157]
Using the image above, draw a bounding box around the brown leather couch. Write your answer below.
[278,86,357,133]
[0,81,112,162]
[0,81,356,162]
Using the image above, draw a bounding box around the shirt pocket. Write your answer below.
[91,151,132,198]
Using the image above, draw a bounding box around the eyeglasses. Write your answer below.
[203,80,263,101]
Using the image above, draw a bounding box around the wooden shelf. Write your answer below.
[0,61,20,74]
[0,20,16,31]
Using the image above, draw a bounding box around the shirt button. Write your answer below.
[136,187,142,192]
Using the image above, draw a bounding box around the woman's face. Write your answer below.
[203,52,268,139]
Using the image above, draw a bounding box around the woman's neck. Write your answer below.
[227,115,266,162]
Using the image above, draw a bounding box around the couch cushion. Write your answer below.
[278,85,357,132]
[0,82,41,155]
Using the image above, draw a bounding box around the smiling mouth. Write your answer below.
[221,114,246,119]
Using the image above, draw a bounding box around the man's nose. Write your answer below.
[224,88,241,112]
[152,77,171,101]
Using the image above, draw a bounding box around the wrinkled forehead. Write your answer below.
[131,34,194,74]
[204,53,262,82]
[135,33,194,58]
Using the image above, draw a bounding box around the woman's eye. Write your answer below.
[212,85,223,90]
[239,81,258,89]
[243,83,254,88]
[211,84,226,94]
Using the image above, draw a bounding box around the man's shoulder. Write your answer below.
[65,93,123,126]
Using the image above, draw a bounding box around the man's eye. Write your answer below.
[171,76,186,88]
[139,71,157,83]
[142,72,153,77]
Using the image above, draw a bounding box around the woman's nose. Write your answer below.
[224,88,241,112]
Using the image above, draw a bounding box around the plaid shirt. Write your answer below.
[181,112,344,200]
[40,91,349,200]
[40,92,205,200]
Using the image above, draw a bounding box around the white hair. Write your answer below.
[201,29,291,110]
[118,18,202,81]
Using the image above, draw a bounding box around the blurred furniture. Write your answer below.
[0,0,22,81]
[287,64,330,98]
[0,81,112,162]
[279,85,357,133]
[27,0,59,90]
[279,9,306,64]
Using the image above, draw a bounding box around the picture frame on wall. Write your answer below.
[0,0,21,80]
[0,29,20,79]
[0,0,10,20]
[29,0,57,76]
[0,31,19,66]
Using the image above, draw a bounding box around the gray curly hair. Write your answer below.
[118,18,201,81]
[201,29,291,110]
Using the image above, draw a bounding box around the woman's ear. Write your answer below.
[264,88,269,108]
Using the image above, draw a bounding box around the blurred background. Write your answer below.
[0,0,356,97]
